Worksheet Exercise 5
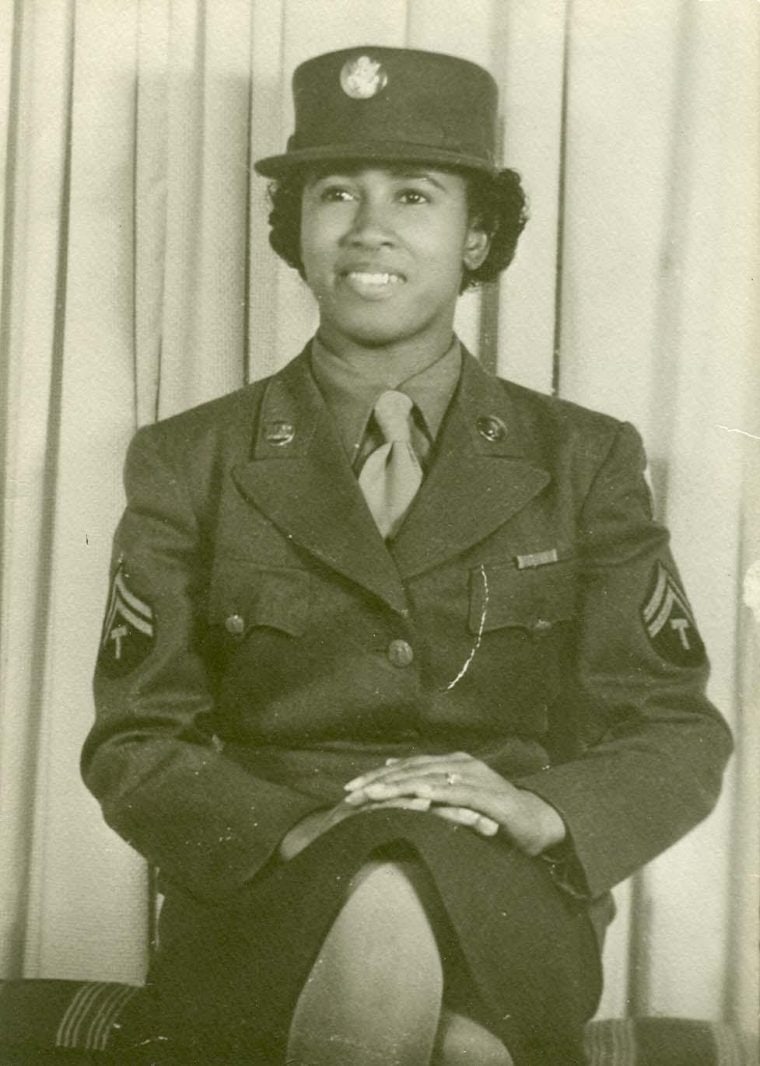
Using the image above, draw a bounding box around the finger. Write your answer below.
[362,777,512,831]
[351,776,478,808]
[348,767,468,792]
[430,807,500,837]
[363,797,432,813]
[474,815,500,836]
[344,784,439,807]
[429,806,480,827]
[345,754,472,792]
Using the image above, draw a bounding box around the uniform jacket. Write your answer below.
[83,344,732,913]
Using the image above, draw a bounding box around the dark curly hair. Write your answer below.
[266,165,528,293]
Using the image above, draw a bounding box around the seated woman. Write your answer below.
[82,46,732,1066]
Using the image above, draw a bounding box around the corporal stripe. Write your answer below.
[114,570,153,621]
[647,585,695,638]
[643,563,695,633]
[112,594,154,636]
[642,563,668,623]
[101,588,154,647]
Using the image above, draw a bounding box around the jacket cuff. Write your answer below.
[538,835,591,900]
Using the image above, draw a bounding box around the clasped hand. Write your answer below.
[344,753,566,856]
[279,753,566,862]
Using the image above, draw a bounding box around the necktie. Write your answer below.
[358,390,423,539]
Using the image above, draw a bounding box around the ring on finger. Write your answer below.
[445,772,462,786]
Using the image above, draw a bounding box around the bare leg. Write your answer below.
[286,858,444,1066]
[434,1009,514,1065]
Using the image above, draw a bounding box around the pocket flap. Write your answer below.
[208,564,309,637]
[469,559,577,634]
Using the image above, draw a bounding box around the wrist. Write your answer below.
[518,789,567,853]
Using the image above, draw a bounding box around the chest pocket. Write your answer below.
[469,558,578,636]
[207,562,310,638]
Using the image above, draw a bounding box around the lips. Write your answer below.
[345,271,403,285]
[339,267,406,299]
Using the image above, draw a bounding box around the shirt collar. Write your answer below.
[310,335,462,461]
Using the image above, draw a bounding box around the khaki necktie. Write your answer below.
[358,390,423,539]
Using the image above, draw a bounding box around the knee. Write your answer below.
[434,1010,514,1066]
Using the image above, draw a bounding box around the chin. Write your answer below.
[330,310,417,349]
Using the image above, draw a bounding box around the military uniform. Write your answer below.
[84,45,732,1066]
[84,344,731,1058]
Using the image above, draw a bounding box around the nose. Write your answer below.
[343,194,395,249]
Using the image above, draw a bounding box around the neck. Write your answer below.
[316,322,456,381]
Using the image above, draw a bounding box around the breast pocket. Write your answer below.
[466,558,578,732]
[207,561,310,640]
[469,558,577,637]
[205,561,311,723]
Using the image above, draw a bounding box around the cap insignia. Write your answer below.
[340,55,388,100]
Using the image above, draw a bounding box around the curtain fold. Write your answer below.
[1,0,756,1028]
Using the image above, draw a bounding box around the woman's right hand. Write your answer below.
[279,796,432,861]
[279,793,501,861]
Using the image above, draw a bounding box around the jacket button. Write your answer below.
[225,613,245,635]
[387,639,414,668]
[532,618,553,635]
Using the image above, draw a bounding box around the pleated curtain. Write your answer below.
[0,0,757,1032]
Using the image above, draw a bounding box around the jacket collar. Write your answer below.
[232,345,550,613]
[390,347,550,577]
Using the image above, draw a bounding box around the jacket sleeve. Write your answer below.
[82,426,325,902]
[515,421,733,898]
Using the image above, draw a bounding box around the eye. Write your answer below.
[318,184,356,203]
[397,188,430,205]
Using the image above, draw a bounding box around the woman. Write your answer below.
[83,47,732,1065]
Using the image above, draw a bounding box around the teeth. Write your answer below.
[346,272,402,285]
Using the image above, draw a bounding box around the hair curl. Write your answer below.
[266,165,528,293]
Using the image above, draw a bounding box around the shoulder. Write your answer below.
[120,365,293,524]
[130,359,296,470]
[147,379,263,450]
[499,377,624,443]
[494,376,641,468]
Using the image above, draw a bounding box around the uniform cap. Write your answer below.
[254,46,499,178]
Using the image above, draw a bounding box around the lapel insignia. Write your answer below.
[475,414,507,443]
[98,562,155,678]
[516,548,559,570]
[641,561,705,666]
[264,420,295,446]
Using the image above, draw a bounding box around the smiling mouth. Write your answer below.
[344,271,404,285]
[339,270,406,299]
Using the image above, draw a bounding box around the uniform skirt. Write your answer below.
[143,808,602,1065]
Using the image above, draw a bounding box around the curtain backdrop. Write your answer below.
[1,0,757,1031]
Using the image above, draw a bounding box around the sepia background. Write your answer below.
[0,0,757,1033]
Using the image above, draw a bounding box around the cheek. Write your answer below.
[300,217,341,283]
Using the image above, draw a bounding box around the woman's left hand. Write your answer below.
[343,753,567,857]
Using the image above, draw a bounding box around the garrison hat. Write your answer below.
[254,46,499,178]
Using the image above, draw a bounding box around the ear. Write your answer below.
[463,222,491,271]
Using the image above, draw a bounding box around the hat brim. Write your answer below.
[254,141,497,178]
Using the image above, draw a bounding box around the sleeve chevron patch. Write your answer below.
[640,561,705,667]
[97,562,155,678]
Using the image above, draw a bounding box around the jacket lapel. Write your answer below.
[231,351,408,615]
[391,351,551,578]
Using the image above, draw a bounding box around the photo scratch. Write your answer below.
[715,424,760,441]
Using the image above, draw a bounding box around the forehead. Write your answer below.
[302,163,467,187]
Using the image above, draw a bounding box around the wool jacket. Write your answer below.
[83,344,732,912]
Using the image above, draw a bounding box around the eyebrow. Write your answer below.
[306,167,449,191]
[390,169,447,190]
